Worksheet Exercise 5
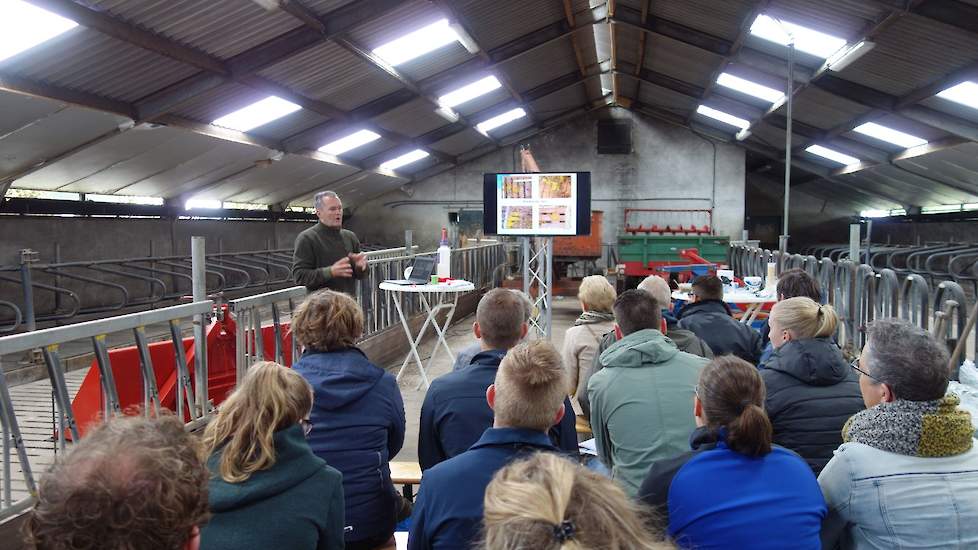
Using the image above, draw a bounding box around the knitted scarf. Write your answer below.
[843,394,975,458]
[574,311,615,326]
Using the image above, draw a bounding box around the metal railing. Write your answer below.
[0,300,211,519]
[730,243,977,368]
[0,244,418,333]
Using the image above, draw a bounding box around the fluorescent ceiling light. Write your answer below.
[716,73,784,104]
[212,96,301,132]
[805,144,860,166]
[749,14,847,59]
[185,198,222,210]
[853,122,927,149]
[0,1,78,63]
[380,149,430,170]
[319,130,381,156]
[373,19,460,66]
[936,81,978,110]
[695,105,750,130]
[439,76,502,108]
[477,108,527,133]
[223,201,269,211]
[827,40,875,71]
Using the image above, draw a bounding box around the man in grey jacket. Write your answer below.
[292,191,367,296]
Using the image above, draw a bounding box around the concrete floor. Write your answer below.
[384,295,581,463]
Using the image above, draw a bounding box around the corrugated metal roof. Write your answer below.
[304,0,360,16]
[257,41,402,111]
[0,29,198,103]
[171,84,266,125]
[531,84,588,117]
[843,165,972,206]
[347,1,444,48]
[789,87,872,130]
[766,0,887,39]
[336,137,397,163]
[638,82,699,113]
[207,155,354,202]
[837,15,978,97]
[121,143,271,198]
[250,111,331,142]
[455,0,570,52]
[895,143,978,195]
[451,86,513,117]
[644,33,724,89]
[372,98,448,138]
[89,0,301,60]
[920,96,978,126]
[502,39,581,93]
[430,128,489,156]
[649,0,758,42]
[250,163,369,206]
[394,44,476,82]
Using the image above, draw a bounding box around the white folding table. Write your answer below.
[380,280,475,389]
[672,288,776,325]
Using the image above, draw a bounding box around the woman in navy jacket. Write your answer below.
[292,290,407,550]
[638,356,826,550]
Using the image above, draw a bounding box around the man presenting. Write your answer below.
[292,191,367,295]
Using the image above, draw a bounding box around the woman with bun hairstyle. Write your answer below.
[638,356,826,550]
[481,452,671,550]
[761,297,864,474]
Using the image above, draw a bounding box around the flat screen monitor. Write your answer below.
[483,172,591,236]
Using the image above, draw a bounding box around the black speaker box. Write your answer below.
[597,119,632,154]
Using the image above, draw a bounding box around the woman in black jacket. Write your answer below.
[760,297,864,474]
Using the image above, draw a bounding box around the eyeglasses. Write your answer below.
[300,418,313,437]
[849,357,881,383]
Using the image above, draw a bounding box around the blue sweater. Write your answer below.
[417,349,578,470]
[652,437,826,549]
[293,347,406,545]
[408,428,557,550]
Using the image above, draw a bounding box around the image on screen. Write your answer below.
[483,171,590,237]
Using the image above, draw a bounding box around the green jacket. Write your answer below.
[200,425,345,550]
[292,222,364,295]
[587,329,707,496]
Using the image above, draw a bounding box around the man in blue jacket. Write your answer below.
[678,274,763,363]
[417,288,578,470]
[409,340,570,550]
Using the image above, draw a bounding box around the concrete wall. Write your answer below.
[347,108,746,252]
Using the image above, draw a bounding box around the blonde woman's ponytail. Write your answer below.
[771,297,837,340]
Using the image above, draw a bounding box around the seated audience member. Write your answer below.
[481,453,672,550]
[759,268,823,364]
[292,290,406,550]
[409,340,571,550]
[561,274,617,415]
[200,362,344,550]
[419,289,577,470]
[27,415,208,550]
[579,276,713,418]
[639,356,826,549]
[761,298,864,474]
[819,319,978,549]
[588,289,707,496]
[677,274,763,363]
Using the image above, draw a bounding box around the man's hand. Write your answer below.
[350,252,367,271]
[330,256,354,278]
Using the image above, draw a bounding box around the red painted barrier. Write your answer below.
[68,308,294,439]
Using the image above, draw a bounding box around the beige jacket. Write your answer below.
[561,319,616,415]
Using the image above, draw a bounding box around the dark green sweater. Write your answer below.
[200,425,345,550]
[292,222,365,295]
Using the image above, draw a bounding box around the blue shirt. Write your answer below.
[408,428,556,550]
[417,350,578,471]
[668,441,826,549]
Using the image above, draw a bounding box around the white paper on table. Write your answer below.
[579,438,597,456]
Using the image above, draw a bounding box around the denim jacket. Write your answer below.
[818,441,978,549]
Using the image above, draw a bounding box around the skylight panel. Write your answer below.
[212,96,301,132]
[373,19,460,66]
[852,122,927,149]
[936,81,978,110]
[87,194,164,206]
[476,108,527,133]
[380,149,429,170]
[716,73,784,104]
[749,14,847,59]
[439,76,502,108]
[185,198,222,210]
[0,1,78,63]
[805,145,860,166]
[860,209,890,218]
[695,105,750,130]
[319,130,381,156]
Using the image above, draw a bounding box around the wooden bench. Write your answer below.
[389,460,423,500]
[575,415,592,438]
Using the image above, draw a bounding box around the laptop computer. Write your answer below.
[385,256,436,285]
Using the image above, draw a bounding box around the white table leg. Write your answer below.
[740,303,762,324]
[392,292,432,389]
[415,292,458,390]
